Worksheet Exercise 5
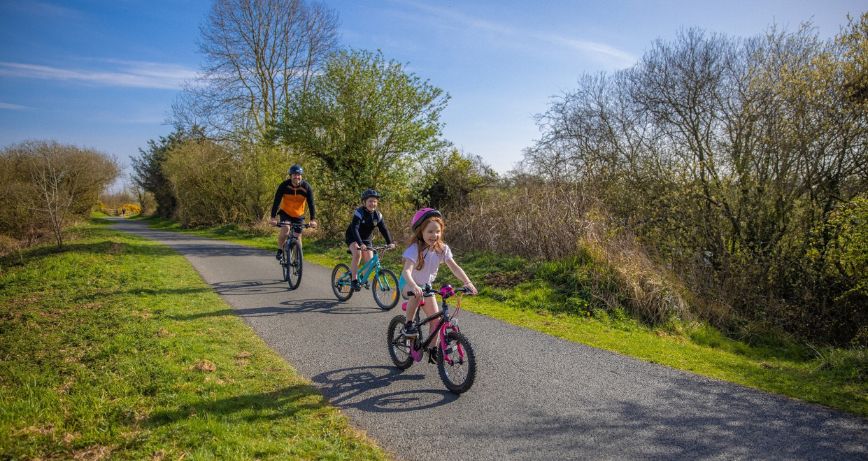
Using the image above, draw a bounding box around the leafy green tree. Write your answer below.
[280,49,449,233]
[420,149,498,212]
[162,139,248,226]
[132,127,204,218]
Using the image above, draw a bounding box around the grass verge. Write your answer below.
[138,217,867,417]
[0,218,389,460]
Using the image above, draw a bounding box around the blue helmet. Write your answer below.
[288,164,303,175]
[361,188,381,201]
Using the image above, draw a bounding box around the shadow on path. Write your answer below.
[212,279,289,296]
[312,365,458,413]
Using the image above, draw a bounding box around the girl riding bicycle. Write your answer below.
[399,208,477,341]
[345,189,395,291]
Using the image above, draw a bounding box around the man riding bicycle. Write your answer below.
[269,164,317,260]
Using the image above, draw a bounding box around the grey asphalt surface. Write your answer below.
[110,218,868,460]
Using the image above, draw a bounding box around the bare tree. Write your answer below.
[173,0,338,143]
[522,20,868,344]
[1,141,118,249]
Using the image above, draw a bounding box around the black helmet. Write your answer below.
[288,164,303,175]
[360,188,381,201]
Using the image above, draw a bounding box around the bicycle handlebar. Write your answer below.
[274,222,313,229]
[367,245,394,252]
[405,284,474,298]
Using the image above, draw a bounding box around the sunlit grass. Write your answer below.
[0,218,388,459]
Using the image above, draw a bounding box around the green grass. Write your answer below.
[139,217,868,417]
[0,218,388,460]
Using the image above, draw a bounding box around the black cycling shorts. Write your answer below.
[346,237,373,249]
[277,211,304,225]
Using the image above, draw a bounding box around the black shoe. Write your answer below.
[276,249,283,261]
[402,322,418,339]
[427,347,438,364]
[351,279,362,292]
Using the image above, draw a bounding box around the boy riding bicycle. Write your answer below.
[345,189,395,291]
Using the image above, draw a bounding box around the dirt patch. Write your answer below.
[15,425,54,437]
[108,242,124,254]
[483,271,531,288]
[73,444,115,461]
[63,432,80,445]
[193,360,216,372]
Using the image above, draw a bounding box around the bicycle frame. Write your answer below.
[356,251,381,282]
[406,286,467,364]
[336,247,389,287]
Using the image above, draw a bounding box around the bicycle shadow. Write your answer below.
[312,365,458,413]
[276,298,387,315]
[211,279,289,296]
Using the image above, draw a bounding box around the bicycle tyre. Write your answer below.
[331,263,354,302]
[280,246,290,282]
[286,241,303,290]
[438,331,477,394]
[372,268,399,310]
[387,315,413,370]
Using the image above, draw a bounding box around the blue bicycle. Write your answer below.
[331,246,399,310]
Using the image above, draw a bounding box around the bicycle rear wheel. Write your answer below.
[438,331,476,394]
[387,315,413,369]
[372,268,399,310]
[286,241,303,290]
[331,263,354,301]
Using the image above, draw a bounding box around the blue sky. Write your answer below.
[0,0,864,188]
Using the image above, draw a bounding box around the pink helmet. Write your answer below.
[411,208,442,231]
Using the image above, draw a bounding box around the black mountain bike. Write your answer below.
[276,221,311,290]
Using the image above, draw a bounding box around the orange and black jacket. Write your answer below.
[270,179,316,220]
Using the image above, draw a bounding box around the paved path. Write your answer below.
[111,219,867,460]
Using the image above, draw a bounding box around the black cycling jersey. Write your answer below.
[270,179,316,220]
[345,206,393,246]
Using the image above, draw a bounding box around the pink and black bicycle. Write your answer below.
[386,284,477,394]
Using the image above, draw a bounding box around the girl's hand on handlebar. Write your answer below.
[408,284,423,298]
[463,282,477,295]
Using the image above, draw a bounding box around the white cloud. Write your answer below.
[2,0,84,20]
[0,102,29,110]
[0,60,198,90]
[537,34,636,67]
[391,0,636,68]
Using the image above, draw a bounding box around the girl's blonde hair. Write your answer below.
[408,216,446,271]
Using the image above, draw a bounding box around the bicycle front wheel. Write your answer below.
[438,331,477,394]
[331,263,354,302]
[372,268,399,310]
[387,315,413,370]
[280,248,290,282]
[286,241,303,290]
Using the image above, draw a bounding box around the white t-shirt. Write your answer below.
[401,243,453,286]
